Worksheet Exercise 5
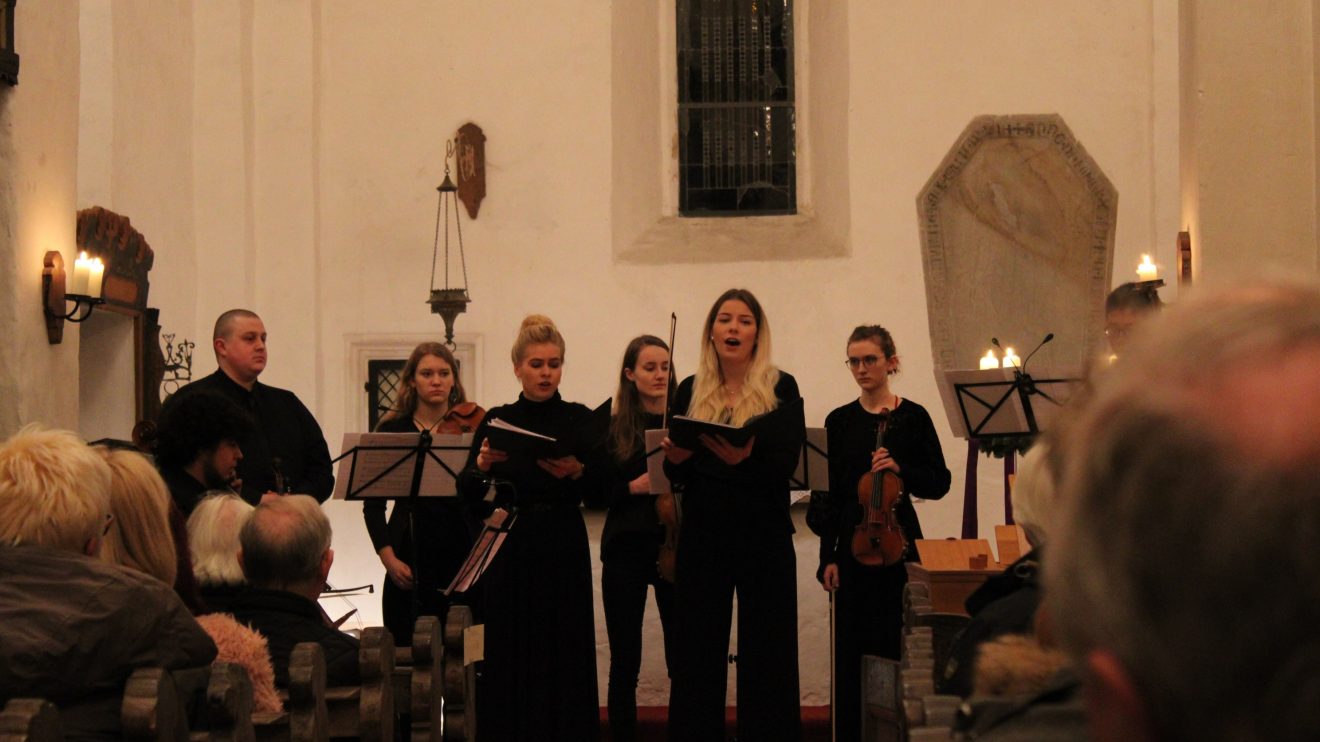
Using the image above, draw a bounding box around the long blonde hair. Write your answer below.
[687,288,780,425]
[101,448,178,585]
[511,314,565,364]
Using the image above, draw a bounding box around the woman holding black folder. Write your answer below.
[363,341,484,646]
[663,288,805,742]
[600,335,678,742]
[457,315,601,742]
[816,325,950,742]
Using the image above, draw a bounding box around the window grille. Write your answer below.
[677,0,796,216]
[366,359,406,431]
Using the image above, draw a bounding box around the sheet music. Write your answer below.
[644,429,670,494]
[332,432,472,500]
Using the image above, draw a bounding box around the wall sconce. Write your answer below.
[43,250,106,344]
[1,0,19,86]
[427,138,472,349]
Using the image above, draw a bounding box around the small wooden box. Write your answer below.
[906,539,1005,616]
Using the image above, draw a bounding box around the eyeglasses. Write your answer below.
[101,513,115,537]
[1104,324,1132,339]
[845,355,884,370]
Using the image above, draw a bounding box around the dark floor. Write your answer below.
[600,706,832,742]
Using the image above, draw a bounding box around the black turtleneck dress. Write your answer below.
[456,392,602,742]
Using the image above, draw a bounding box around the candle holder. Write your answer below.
[42,251,106,344]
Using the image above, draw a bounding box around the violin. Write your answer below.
[851,411,907,566]
[656,312,681,583]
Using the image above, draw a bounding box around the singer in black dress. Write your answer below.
[663,289,805,742]
[599,335,678,742]
[456,315,601,742]
[817,325,950,742]
[363,342,484,645]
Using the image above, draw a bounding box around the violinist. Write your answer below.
[663,289,804,742]
[599,335,677,742]
[817,325,950,742]
[363,341,484,646]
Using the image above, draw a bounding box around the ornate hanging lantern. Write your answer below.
[427,138,471,348]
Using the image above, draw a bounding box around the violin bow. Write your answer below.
[664,312,677,429]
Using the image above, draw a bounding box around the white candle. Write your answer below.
[87,258,105,298]
[1002,347,1021,368]
[1136,254,1159,282]
[979,350,999,370]
[70,252,91,296]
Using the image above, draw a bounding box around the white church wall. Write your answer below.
[1181,0,1319,278]
[0,0,81,435]
[78,0,1184,708]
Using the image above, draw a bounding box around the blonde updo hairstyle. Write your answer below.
[511,314,566,365]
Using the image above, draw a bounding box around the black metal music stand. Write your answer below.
[333,431,471,626]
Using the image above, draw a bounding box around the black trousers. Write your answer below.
[667,514,801,742]
[602,557,676,742]
[832,556,906,742]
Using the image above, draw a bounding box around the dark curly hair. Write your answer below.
[154,392,254,469]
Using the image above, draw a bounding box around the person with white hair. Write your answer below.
[1048,280,1320,741]
[0,427,216,739]
[187,490,256,612]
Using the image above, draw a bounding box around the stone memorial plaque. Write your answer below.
[917,114,1115,436]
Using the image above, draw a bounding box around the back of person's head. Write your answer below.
[0,426,111,554]
[1048,279,1320,741]
[100,448,178,585]
[1010,438,1060,549]
[1104,281,1164,316]
[155,391,253,469]
[239,495,331,590]
[188,491,255,587]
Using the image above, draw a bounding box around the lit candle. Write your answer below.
[979,350,999,370]
[1002,347,1021,368]
[1136,254,1159,282]
[70,252,91,296]
[86,257,105,298]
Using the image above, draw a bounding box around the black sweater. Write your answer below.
[599,411,666,565]
[664,372,804,528]
[818,398,950,569]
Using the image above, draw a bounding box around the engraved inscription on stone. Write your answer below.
[916,115,1116,436]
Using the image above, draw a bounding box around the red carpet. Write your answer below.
[600,706,831,741]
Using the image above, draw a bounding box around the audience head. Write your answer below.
[1104,282,1163,355]
[239,495,332,597]
[1048,280,1320,742]
[213,309,268,384]
[155,391,252,487]
[0,426,112,555]
[392,341,467,419]
[188,491,255,587]
[511,314,565,402]
[99,448,178,585]
[1008,438,1059,549]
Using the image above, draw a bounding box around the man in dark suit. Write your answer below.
[162,309,333,504]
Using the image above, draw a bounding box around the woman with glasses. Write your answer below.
[816,325,950,742]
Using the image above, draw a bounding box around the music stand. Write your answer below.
[333,430,472,625]
[941,366,1078,441]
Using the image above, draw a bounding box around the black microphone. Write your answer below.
[991,337,1003,351]
[1021,333,1055,375]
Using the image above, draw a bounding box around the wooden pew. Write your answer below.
[122,667,190,741]
[441,605,477,742]
[0,699,61,742]
[204,643,330,742]
[389,615,443,742]
[321,627,394,741]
